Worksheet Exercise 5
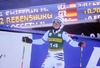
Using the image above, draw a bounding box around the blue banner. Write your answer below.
[0,1,100,28]
[30,34,100,68]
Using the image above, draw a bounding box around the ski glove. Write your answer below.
[78,42,86,48]
[22,37,32,44]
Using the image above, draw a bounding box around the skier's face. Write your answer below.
[53,22,60,29]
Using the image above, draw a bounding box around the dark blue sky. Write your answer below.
[0,0,96,10]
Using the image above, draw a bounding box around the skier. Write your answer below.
[22,16,85,68]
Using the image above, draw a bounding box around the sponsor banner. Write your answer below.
[0,29,99,68]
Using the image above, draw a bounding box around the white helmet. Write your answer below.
[53,16,65,30]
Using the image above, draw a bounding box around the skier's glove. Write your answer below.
[78,42,86,48]
[22,37,32,44]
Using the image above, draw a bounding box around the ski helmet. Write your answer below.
[53,16,65,29]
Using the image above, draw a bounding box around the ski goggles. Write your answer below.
[53,19,62,25]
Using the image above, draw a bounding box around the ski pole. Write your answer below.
[21,39,26,68]
[80,47,83,68]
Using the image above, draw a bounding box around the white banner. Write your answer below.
[0,31,32,68]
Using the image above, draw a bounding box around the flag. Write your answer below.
[66,2,78,21]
